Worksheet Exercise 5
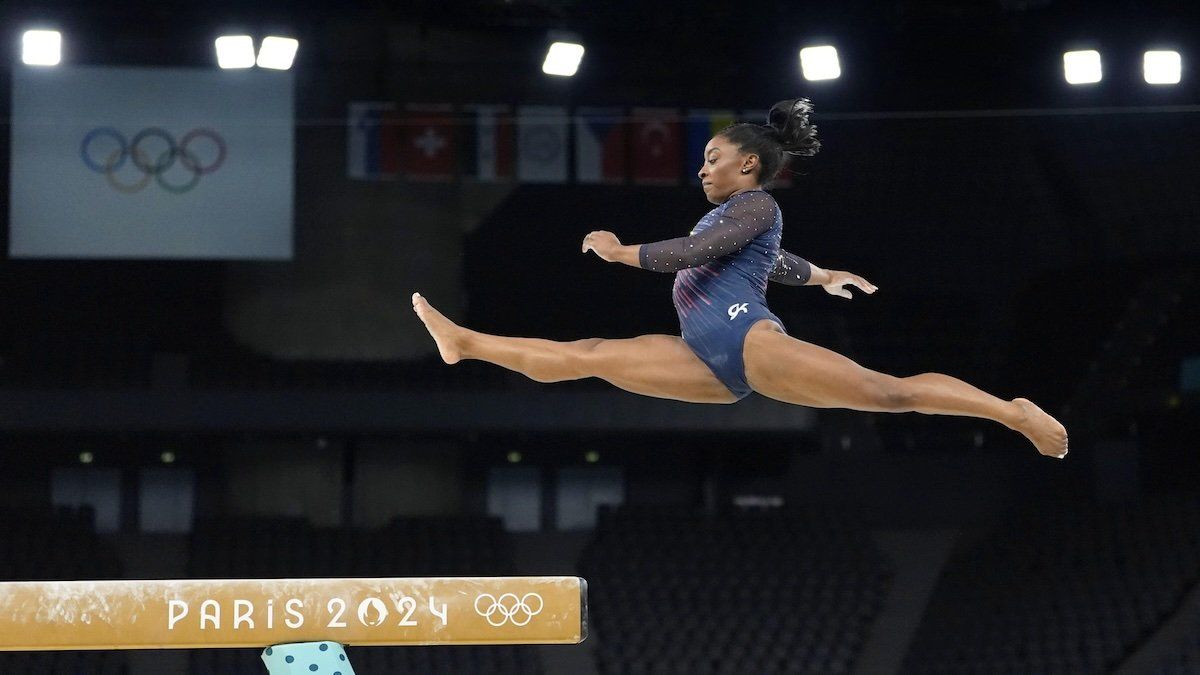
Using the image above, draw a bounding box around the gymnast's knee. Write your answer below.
[516,338,603,383]
[868,374,916,412]
[566,338,606,379]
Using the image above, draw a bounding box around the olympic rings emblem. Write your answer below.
[473,592,543,627]
[80,127,226,194]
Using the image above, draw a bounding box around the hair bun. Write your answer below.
[766,98,821,157]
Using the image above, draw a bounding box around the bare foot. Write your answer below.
[411,292,465,364]
[1011,398,1069,459]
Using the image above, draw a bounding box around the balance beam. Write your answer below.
[0,576,587,651]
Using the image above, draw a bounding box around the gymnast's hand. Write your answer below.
[821,269,877,300]
[582,230,623,263]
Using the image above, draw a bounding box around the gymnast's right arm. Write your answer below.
[581,214,772,271]
[635,217,773,272]
[584,192,779,271]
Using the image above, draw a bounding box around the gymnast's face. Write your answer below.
[698,136,760,205]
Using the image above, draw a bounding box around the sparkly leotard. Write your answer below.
[639,189,811,400]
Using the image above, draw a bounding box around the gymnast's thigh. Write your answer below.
[583,334,739,404]
[742,323,893,410]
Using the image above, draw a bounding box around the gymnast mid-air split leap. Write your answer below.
[412,98,1068,459]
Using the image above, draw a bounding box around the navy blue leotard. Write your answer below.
[638,190,812,400]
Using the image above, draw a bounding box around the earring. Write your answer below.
[741,169,750,174]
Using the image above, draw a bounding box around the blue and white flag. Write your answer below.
[347,102,397,180]
[517,105,568,184]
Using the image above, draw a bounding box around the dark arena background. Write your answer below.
[1,0,1199,673]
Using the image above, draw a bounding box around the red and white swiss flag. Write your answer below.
[397,104,456,182]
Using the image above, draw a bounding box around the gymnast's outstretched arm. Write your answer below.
[583,191,779,269]
[582,226,879,300]
[770,249,814,285]
[770,252,878,299]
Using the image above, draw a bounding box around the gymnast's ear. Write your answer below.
[740,153,760,175]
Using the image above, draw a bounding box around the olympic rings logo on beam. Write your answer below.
[473,592,543,627]
[80,127,227,194]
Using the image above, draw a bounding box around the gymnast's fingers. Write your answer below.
[825,283,852,299]
[850,278,877,294]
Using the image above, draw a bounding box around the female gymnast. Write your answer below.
[412,98,1068,459]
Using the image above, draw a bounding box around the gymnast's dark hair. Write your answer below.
[718,98,821,187]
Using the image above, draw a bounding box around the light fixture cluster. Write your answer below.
[16,28,1184,89]
[1063,49,1182,85]
[799,45,1183,86]
[18,29,299,71]
[215,35,299,71]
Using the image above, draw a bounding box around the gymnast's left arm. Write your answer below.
[781,253,878,299]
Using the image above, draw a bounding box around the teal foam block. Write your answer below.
[261,641,356,675]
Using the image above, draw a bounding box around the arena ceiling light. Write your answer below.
[542,41,585,77]
[214,35,255,69]
[1063,50,1102,84]
[799,46,840,81]
[1143,50,1181,84]
[22,29,61,66]
[256,36,299,70]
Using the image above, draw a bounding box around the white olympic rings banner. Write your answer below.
[10,66,294,259]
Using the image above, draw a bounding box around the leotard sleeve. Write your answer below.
[637,191,776,273]
[769,250,813,285]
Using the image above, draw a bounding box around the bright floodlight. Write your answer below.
[1144,50,1181,84]
[22,30,61,66]
[799,46,840,81]
[542,42,585,76]
[257,36,299,70]
[215,35,255,69]
[1063,50,1102,84]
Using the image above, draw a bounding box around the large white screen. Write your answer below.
[10,67,294,259]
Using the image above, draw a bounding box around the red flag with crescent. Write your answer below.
[631,108,681,186]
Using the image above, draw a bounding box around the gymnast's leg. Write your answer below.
[411,293,737,404]
[742,321,1068,458]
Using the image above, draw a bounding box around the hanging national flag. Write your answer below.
[378,109,402,176]
[461,104,515,182]
[631,108,681,186]
[575,107,628,184]
[517,106,568,183]
[347,102,397,180]
[684,109,736,184]
[396,104,456,182]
